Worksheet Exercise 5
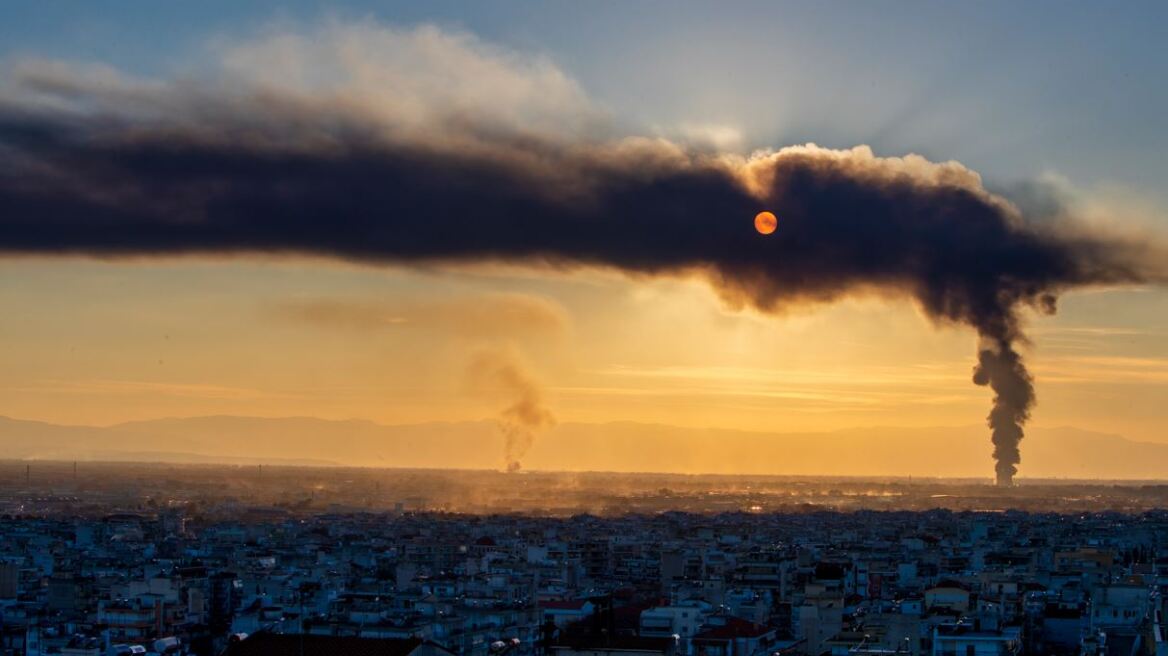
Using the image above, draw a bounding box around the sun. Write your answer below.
[754,211,777,235]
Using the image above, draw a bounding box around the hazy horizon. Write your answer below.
[3,413,1167,480]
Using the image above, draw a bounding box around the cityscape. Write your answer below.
[3,466,1168,655]
[1,2,1167,656]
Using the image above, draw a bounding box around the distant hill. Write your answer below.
[0,414,1163,479]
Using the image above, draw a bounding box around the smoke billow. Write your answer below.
[1,24,1165,481]
[467,349,556,472]
[972,339,1034,485]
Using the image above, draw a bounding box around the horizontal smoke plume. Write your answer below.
[0,24,1165,481]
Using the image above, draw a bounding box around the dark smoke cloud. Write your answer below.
[0,27,1165,481]
[973,339,1034,484]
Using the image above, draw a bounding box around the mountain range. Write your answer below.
[0,415,1164,479]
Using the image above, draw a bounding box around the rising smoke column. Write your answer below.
[468,350,556,472]
[972,339,1034,486]
[960,282,1043,486]
[0,25,1165,480]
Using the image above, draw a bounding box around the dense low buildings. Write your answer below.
[3,475,1168,656]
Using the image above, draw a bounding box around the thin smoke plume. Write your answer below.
[467,349,556,472]
[1,23,1165,482]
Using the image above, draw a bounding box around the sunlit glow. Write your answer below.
[754,211,777,235]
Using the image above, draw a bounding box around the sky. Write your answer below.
[0,2,1166,476]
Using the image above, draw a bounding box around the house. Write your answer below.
[691,616,778,656]
[640,601,714,642]
[925,583,971,614]
[543,600,597,628]
[1091,583,1148,629]
[931,623,1021,656]
[1041,603,1089,651]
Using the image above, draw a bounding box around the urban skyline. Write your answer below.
[1,6,1168,655]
